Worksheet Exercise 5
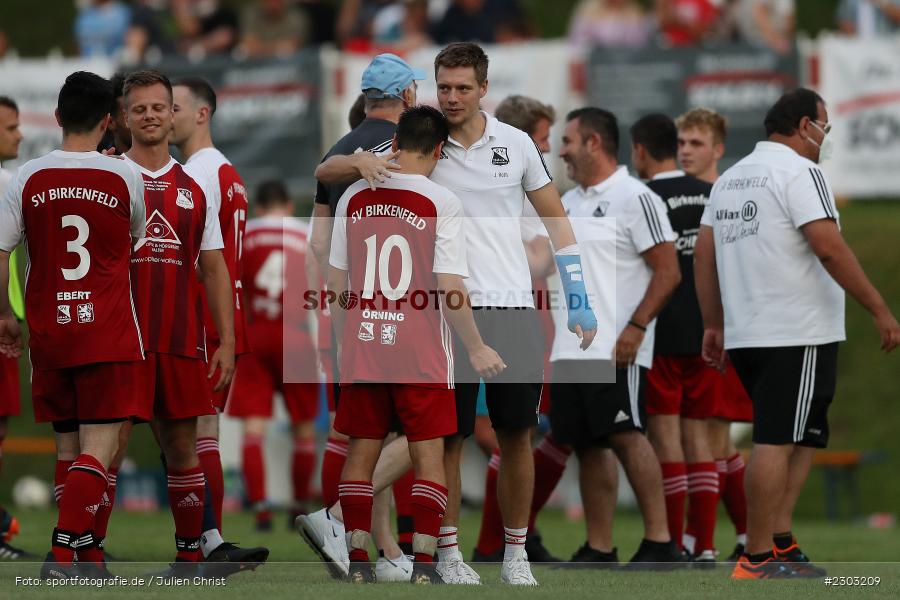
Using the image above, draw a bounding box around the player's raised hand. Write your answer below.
[469,343,506,379]
[0,316,22,358]
[207,344,235,392]
[701,327,727,371]
[355,151,402,190]
[874,309,900,353]
[612,324,642,369]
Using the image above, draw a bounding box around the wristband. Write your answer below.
[627,320,647,332]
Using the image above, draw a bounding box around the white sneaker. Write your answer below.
[375,553,414,582]
[296,508,349,579]
[501,552,538,586]
[436,555,481,584]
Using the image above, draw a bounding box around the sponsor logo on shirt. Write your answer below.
[380,323,397,345]
[358,322,375,342]
[176,188,194,209]
[741,200,758,222]
[143,210,182,245]
[491,147,510,166]
[77,303,94,324]
[439,149,449,160]
[57,305,71,325]
[593,201,609,217]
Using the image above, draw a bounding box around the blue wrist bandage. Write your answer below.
[555,253,597,333]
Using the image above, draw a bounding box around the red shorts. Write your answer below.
[646,355,720,419]
[334,383,456,442]
[32,360,148,423]
[136,352,215,420]
[713,363,753,422]
[227,350,319,424]
[0,354,20,417]
[205,341,247,411]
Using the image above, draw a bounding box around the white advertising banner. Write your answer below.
[819,35,900,198]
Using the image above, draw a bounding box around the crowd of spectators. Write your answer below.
[19,0,900,63]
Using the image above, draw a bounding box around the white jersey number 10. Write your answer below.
[362,234,412,301]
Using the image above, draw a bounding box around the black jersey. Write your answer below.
[647,172,712,356]
[314,118,396,217]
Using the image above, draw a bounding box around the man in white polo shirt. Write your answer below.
[429,43,597,586]
[695,88,900,580]
[549,107,685,570]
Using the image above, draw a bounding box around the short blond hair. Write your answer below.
[676,108,727,145]
[495,95,556,137]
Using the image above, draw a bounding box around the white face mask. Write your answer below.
[806,121,833,163]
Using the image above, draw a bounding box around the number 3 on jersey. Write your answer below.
[61,214,90,281]
[362,234,412,301]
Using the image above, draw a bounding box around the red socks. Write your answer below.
[474,449,503,556]
[321,437,349,507]
[166,466,205,561]
[530,436,570,530]
[661,462,688,549]
[292,438,316,507]
[393,469,415,554]
[197,437,223,530]
[241,434,266,509]
[723,452,748,537]
[410,480,447,563]
[78,467,118,563]
[54,459,74,507]
[686,462,719,554]
[51,455,108,565]
[339,480,374,562]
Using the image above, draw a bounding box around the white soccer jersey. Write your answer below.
[430,112,552,307]
[0,167,12,200]
[550,166,676,368]
[700,141,845,349]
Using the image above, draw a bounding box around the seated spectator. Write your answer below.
[74,0,131,58]
[732,0,794,54]
[125,0,178,64]
[171,0,240,59]
[430,0,527,45]
[372,0,433,51]
[656,0,723,46]
[240,0,312,57]
[568,0,654,50]
[837,0,900,36]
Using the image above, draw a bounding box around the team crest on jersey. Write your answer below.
[176,188,194,209]
[358,322,375,342]
[491,147,510,166]
[57,305,71,325]
[144,210,182,245]
[593,201,610,217]
[380,324,397,345]
[77,303,94,324]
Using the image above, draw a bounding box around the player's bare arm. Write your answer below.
[435,272,505,379]
[524,236,555,280]
[326,266,348,361]
[0,251,22,357]
[315,151,401,190]
[199,248,236,390]
[693,225,726,370]
[613,242,680,369]
[526,183,578,249]
[309,204,334,272]
[802,218,900,352]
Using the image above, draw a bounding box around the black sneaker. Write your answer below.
[470,547,504,563]
[40,552,80,580]
[78,561,117,580]
[346,562,375,584]
[556,542,619,569]
[726,543,745,562]
[774,543,827,578]
[147,559,204,579]
[204,542,270,578]
[0,541,38,560]
[525,531,562,563]
[410,562,443,584]
[626,539,690,571]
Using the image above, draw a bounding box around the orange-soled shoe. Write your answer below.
[774,543,827,578]
[731,555,797,579]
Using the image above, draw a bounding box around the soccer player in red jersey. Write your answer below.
[169,77,268,570]
[328,106,505,584]
[227,181,320,529]
[121,70,238,573]
[0,71,147,578]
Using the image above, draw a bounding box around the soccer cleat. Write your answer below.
[626,539,690,571]
[146,559,204,579]
[40,552,80,580]
[410,562,443,584]
[375,553,413,582]
[731,555,797,579]
[470,547,504,563]
[296,509,349,579]
[78,561,117,580]
[691,549,717,569]
[203,541,269,578]
[556,542,619,569]
[774,543,827,578]
[0,513,20,542]
[524,531,562,563]
[500,552,538,586]
[346,562,375,584]
[726,543,745,562]
[436,555,481,584]
[0,541,38,561]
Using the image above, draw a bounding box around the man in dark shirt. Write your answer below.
[630,114,721,565]
[430,0,525,44]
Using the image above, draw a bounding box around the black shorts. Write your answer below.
[728,343,838,448]
[453,308,544,435]
[549,360,646,450]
